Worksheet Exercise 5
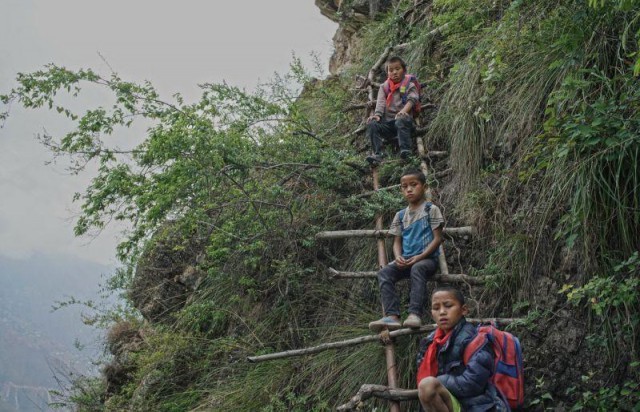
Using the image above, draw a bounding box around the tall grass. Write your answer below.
[428,1,576,192]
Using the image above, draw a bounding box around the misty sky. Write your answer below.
[0,1,337,266]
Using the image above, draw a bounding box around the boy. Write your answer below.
[366,56,419,165]
[369,169,444,332]
[416,287,508,412]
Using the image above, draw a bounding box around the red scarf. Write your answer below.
[385,76,403,108]
[416,328,453,385]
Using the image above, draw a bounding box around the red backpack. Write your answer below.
[463,324,524,410]
[382,74,422,115]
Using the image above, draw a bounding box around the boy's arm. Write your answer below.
[396,83,419,118]
[369,84,386,121]
[437,344,494,398]
[395,100,414,118]
[389,212,407,266]
[393,236,408,267]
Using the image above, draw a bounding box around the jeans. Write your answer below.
[366,117,414,155]
[377,257,438,317]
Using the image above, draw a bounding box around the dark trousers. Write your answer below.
[366,117,414,155]
[378,257,438,317]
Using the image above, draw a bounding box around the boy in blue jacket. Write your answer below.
[416,287,508,412]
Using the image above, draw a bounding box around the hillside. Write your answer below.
[2,0,639,410]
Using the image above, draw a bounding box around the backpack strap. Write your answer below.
[424,201,432,229]
[397,202,432,232]
[383,80,391,97]
[462,325,491,365]
[399,75,412,105]
[398,207,407,231]
[383,75,422,114]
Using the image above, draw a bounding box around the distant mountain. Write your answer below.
[0,254,112,411]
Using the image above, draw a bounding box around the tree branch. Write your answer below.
[292,130,323,142]
[344,101,376,112]
[220,168,269,230]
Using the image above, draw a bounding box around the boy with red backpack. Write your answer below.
[366,55,421,165]
[416,286,524,411]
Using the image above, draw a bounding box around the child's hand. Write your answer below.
[367,114,381,123]
[404,256,421,266]
[395,256,409,268]
[395,111,409,119]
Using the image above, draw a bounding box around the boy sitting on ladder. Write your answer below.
[416,286,510,411]
[369,168,444,331]
[366,55,420,165]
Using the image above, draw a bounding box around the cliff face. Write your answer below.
[315,0,393,74]
[129,223,206,324]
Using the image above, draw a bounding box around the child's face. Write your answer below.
[431,291,468,332]
[387,61,405,83]
[400,174,426,205]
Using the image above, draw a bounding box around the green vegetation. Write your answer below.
[3,0,640,410]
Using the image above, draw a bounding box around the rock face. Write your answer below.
[315,0,393,74]
[130,223,205,323]
[103,321,144,396]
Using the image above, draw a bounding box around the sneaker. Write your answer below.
[403,313,422,328]
[368,316,401,332]
[366,153,384,165]
[400,150,411,160]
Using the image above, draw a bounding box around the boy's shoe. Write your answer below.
[400,150,411,160]
[366,153,384,165]
[403,313,422,328]
[368,316,401,332]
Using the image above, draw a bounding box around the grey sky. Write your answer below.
[0,1,337,266]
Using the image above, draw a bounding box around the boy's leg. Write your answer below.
[370,263,408,331]
[407,257,438,317]
[367,120,396,156]
[377,262,409,317]
[418,377,461,412]
[394,117,414,155]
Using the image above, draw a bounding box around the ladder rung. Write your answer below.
[315,226,475,240]
[328,268,485,285]
[420,150,448,159]
[356,184,400,199]
[246,318,520,363]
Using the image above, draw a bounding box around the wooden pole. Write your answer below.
[328,268,486,285]
[315,226,475,239]
[337,385,418,411]
[415,132,451,276]
[246,319,518,363]
[372,167,401,412]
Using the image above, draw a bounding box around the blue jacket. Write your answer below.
[416,318,509,412]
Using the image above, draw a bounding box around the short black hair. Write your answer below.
[386,56,407,72]
[401,168,426,184]
[432,286,466,306]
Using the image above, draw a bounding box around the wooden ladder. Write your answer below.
[248,133,516,410]
[248,48,520,409]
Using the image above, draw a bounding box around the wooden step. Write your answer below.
[357,167,451,199]
[246,318,518,363]
[337,385,417,411]
[420,150,448,159]
[315,226,475,240]
[328,268,485,285]
[356,184,400,199]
